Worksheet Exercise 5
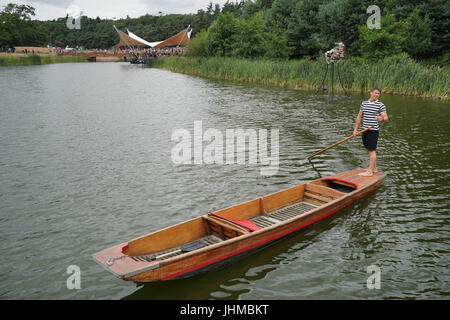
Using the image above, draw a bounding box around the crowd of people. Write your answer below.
[117,46,186,58]
[0,47,15,54]
[1,45,187,59]
[1,46,47,54]
[146,47,186,57]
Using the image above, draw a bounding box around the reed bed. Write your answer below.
[151,56,449,99]
[0,54,88,66]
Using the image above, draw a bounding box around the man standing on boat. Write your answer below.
[353,87,388,176]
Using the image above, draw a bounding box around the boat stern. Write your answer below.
[92,242,160,280]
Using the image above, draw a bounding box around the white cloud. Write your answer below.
[0,0,231,20]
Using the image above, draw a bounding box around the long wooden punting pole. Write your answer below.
[306,126,374,160]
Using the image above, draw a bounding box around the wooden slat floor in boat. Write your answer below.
[266,201,317,222]
[250,215,281,228]
[130,234,223,262]
[130,202,317,262]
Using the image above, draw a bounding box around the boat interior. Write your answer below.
[121,179,357,262]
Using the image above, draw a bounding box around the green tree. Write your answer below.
[402,8,432,58]
[205,12,238,56]
[232,12,266,58]
[266,0,297,31]
[263,32,292,60]
[286,0,324,58]
[317,0,384,57]
[187,29,209,56]
[383,0,449,58]
[192,9,214,35]
[0,3,47,47]
[222,1,246,17]
[424,0,450,57]
[241,0,263,19]
[358,13,406,60]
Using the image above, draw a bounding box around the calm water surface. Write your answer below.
[0,62,448,299]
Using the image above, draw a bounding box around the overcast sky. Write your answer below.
[0,0,231,20]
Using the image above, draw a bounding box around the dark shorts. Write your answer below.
[362,130,379,151]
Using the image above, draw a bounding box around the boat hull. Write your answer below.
[93,168,385,282]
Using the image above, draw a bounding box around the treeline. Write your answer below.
[0,4,48,48]
[0,2,225,49]
[1,1,449,62]
[188,0,449,62]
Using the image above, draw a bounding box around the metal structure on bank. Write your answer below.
[316,42,348,95]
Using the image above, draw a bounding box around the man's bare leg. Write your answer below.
[369,150,377,173]
[360,150,377,176]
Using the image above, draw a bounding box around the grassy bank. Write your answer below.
[150,55,449,99]
[0,54,88,66]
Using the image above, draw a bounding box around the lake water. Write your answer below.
[0,62,448,299]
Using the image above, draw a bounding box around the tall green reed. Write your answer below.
[150,55,448,99]
[0,55,88,66]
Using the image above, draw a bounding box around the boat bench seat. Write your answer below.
[204,215,249,239]
[303,183,343,206]
[208,199,321,232]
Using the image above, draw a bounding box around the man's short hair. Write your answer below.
[370,87,381,93]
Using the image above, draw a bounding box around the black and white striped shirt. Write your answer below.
[360,100,386,131]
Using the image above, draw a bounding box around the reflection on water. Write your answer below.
[0,62,448,299]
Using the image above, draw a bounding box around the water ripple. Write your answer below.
[0,63,448,299]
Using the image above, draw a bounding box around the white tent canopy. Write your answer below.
[126,29,162,48]
[114,25,191,48]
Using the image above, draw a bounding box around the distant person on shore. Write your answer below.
[353,87,389,176]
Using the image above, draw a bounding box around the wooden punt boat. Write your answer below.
[93,168,385,282]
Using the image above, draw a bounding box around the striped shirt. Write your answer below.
[360,100,386,131]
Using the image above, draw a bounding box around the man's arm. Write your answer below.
[377,112,388,122]
[353,110,363,135]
